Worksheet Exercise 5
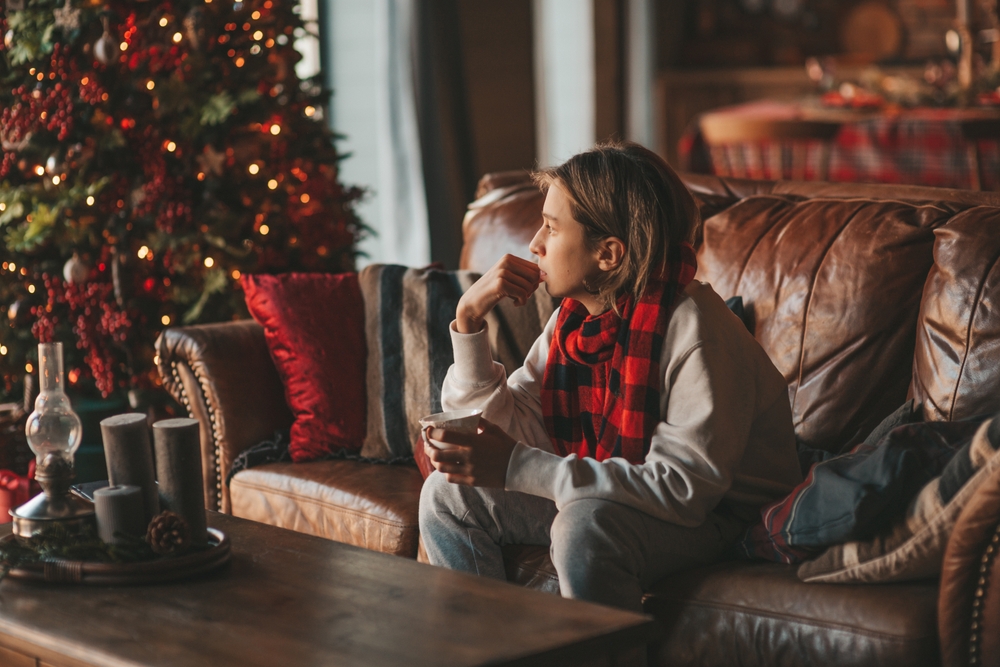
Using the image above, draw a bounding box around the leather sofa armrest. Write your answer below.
[939,462,1000,667]
[155,320,292,514]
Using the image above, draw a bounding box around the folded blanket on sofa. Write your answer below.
[740,410,988,564]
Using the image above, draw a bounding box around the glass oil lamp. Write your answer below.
[11,343,96,537]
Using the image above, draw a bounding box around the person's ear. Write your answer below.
[596,237,625,273]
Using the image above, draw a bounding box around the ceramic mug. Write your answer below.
[419,409,482,450]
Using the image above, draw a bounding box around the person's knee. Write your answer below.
[418,471,462,526]
[549,499,629,569]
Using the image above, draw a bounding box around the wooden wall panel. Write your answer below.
[457,0,537,177]
[594,0,625,143]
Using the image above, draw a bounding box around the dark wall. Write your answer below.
[458,0,538,178]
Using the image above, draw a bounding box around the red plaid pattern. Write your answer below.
[540,243,697,464]
[680,103,1000,191]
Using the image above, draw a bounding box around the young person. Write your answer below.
[418,143,802,612]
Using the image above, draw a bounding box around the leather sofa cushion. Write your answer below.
[697,194,954,453]
[499,545,940,666]
[645,561,940,667]
[229,460,423,557]
[911,209,1000,421]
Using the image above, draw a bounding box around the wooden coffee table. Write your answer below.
[0,512,655,666]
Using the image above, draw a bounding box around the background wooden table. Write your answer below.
[680,99,1000,190]
[0,512,655,667]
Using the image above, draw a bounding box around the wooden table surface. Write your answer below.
[0,512,655,667]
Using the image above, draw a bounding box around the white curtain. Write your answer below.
[532,0,596,167]
[325,0,430,268]
[625,0,655,149]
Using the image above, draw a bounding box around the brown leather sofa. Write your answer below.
[156,172,1000,667]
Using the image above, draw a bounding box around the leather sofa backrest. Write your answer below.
[462,171,1000,454]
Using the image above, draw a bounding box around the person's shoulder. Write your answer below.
[666,281,754,350]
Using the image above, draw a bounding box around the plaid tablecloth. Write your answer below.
[679,101,1000,191]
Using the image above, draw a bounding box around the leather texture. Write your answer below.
[501,544,560,596]
[157,320,293,512]
[459,178,544,274]
[498,543,941,667]
[940,464,1000,667]
[695,194,953,453]
[230,459,423,557]
[911,211,1000,422]
[645,561,941,667]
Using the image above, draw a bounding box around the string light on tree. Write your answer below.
[0,0,367,403]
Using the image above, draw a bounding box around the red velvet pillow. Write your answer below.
[242,273,367,462]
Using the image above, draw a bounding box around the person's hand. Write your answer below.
[423,418,519,487]
[455,254,540,333]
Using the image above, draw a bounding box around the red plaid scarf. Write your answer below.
[541,242,698,463]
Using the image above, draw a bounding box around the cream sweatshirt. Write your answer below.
[442,280,803,527]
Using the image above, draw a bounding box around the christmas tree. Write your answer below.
[0,0,365,404]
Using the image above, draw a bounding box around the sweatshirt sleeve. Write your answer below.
[440,311,559,454]
[504,334,757,527]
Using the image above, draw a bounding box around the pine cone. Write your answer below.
[146,511,191,555]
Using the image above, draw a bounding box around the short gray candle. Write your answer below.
[153,418,207,547]
[101,413,160,525]
[94,485,145,545]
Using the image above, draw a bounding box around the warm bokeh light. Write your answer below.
[251,11,261,19]
[166,141,177,152]
[204,257,215,267]
[159,17,168,27]
[86,196,95,206]
[161,315,171,325]
[259,224,270,235]
[269,124,280,135]
[253,30,263,40]
[27,285,35,294]
[172,32,183,43]
[235,57,245,67]
[248,164,260,175]
[304,106,315,117]
[267,179,278,189]
[51,176,60,185]
[147,80,155,90]
[138,246,150,259]
[25,363,33,373]
[120,41,128,51]
[34,166,44,176]
[231,269,241,279]
[300,193,310,203]
[0,346,7,356]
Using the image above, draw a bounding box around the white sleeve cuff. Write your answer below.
[449,319,500,386]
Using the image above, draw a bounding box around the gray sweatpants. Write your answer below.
[418,471,748,612]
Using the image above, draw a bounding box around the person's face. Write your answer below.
[529,182,605,314]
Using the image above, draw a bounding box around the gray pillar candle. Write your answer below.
[94,485,145,545]
[101,413,160,525]
[152,418,207,547]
